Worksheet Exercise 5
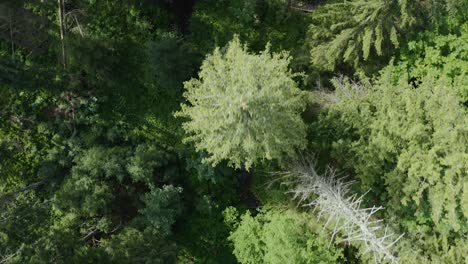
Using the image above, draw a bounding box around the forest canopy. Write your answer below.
[0,0,466,263]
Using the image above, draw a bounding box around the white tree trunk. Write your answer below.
[58,0,67,68]
[282,160,403,263]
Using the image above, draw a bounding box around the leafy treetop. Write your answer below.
[177,36,307,170]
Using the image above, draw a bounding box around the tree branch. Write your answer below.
[0,179,48,200]
[57,0,67,68]
[281,160,403,263]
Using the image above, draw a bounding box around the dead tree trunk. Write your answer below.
[57,0,67,68]
[0,179,48,201]
[238,168,260,210]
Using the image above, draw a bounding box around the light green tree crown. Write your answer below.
[176,37,307,169]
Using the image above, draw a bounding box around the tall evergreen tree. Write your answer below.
[307,0,467,73]
[177,37,307,169]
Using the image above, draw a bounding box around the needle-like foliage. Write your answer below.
[307,0,467,71]
[177,36,307,169]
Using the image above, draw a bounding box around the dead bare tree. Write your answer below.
[57,0,67,68]
[281,159,403,263]
[0,179,48,201]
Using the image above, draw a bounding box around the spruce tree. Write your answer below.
[307,0,466,72]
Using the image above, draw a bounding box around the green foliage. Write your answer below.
[306,0,467,74]
[189,0,313,74]
[136,185,183,236]
[127,144,173,184]
[0,87,186,262]
[190,0,257,51]
[0,88,81,192]
[78,0,151,41]
[174,153,239,263]
[319,71,467,262]
[1,0,466,262]
[102,227,178,264]
[145,33,200,100]
[228,208,343,264]
[392,22,468,100]
[177,37,307,169]
[0,135,185,263]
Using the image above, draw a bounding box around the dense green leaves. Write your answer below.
[1,0,467,263]
[318,72,467,262]
[102,227,178,264]
[177,37,307,169]
[307,0,467,76]
[392,22,468,100]
[137,185,182,235]
[227,208,343,264]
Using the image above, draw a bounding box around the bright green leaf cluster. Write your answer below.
[177,37,307,169]
[228,208,343,264]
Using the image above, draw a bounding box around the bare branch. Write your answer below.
[281,160,403,263]
[0,244,24,264]
[57,0,67,68]
[0,179,48,200]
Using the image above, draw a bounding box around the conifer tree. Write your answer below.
[321,71,467,262]
[307,0,465,71]
[177,37,307,169]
